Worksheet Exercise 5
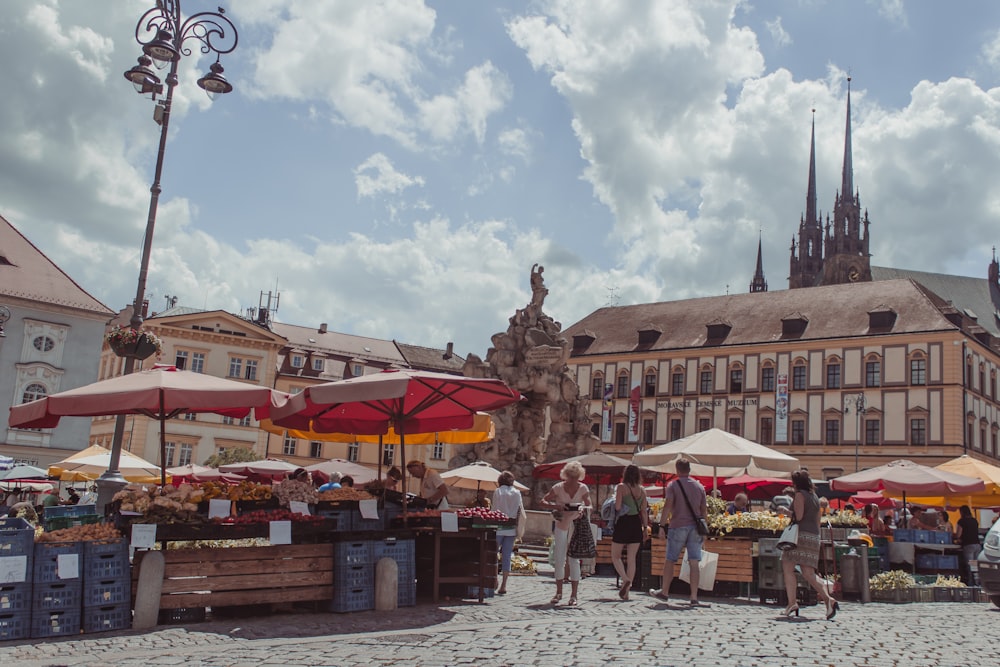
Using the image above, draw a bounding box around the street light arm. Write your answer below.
[135,3,238,59]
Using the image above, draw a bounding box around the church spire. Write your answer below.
[750,232,767,293]
[807,109,818,226]
[841,77,854,201]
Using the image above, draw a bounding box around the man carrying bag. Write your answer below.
[649,458,710,607]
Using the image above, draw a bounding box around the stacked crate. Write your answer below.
[82,539,131,633]
[0,518,35,640]
[330,539,374,612]
[31,540,83,638]
[373,536,416,607]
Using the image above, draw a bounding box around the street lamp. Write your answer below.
[844,393,867,472]
[97,2,238,506]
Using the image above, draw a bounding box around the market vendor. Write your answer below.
[726,492,749,515]
[406,460,449,509]
[318,472,342,492]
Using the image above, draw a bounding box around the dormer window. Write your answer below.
[572,330,596,355]
[781,312,809,339]
[291,355,304,368]
[867,305,897,331]
[636,324,661,350]
[705,319,732,345]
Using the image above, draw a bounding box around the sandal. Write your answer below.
[618,581,631,601]
[567,596,578,606]
[549,594,562,605]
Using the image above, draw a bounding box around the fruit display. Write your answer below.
[317,487,374,502]
[933,574,967,588]
[457,507,512,522]
[710,511,789,535]
[218,480,273,501]
[869,570,916,591]
[214,509,326,524]
[824,510,869,527]
[36,522,122,543]
[114,483,202,514]
[272,478,318,505]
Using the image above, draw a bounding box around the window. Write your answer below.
[728,417,741,436]
[352,364,363,377]
[183,412,196,421]
[178,444,192,467]
[792,365,806,391]
[981,425,987,450]
[993,374,997,401]
[791,420,805,445]
[911,358,926,386]
[761,367,775,393]
[229,357,243,378]
[191,353,205,373]
[993,431,998,457]
[347,442,359,463]
[865,419,880,445]
[291,355,304,368]
[312,358,324,372]
[382,443,395,466]
[866,361,881,387]
[980,367,986,394]
[21,383,46,403]
[644,371,657,398]
[729,369,743,393]
[175,350,188,370]
[222,416,234,426]
[432,441,444,460]
[826,362,841,389]
[642,418,654,445]
[282,432,296,456]
[240,415,251,427]
[700,370,712,394]
[911,418,926,445]
[825,420,840,444]
[164,442,176,467]
[33,336,55,352]
[310,441,323,458]
[760,417,773,446]
[670,419,681,441]
[698,418,710,432]
[591,422,601,437]
[614,423,626,444]
[671,371,684,395]
[616,374,629,399]
[244,359,258,381]
[591,376,603,400]
[968,422,975,448]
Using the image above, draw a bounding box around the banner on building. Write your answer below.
[602,383,614,442]
[776,373,788,443]
[627,381,641,443]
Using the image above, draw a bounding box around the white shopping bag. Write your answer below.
[678,550,719,591]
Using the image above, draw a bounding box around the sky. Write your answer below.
[4,1,1000,360]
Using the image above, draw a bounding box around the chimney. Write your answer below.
[443,342,454,360]
[319,323,328,334]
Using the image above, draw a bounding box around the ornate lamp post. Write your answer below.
[97,1,237,505]
[845,393,867,472]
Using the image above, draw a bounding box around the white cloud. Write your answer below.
[982,29,1000,72]
[871,0,907,27]
[497,127,532,161]
[764,17,791,47]
[354,153,425,199]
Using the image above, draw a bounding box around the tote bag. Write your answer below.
[777,523,799,551]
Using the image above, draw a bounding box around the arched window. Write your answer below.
[792,359,807,391]
[864,354,881,388]
[21,383,46,403]
[644,369,657,397]
[825,355,841,389]
[591,373,604,400]
[670,366,685,395]
[616,371,630,399]
[728,362,744,393]
[760,361,775,393]
[699,365,714,394]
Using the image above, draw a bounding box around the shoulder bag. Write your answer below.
[567,512,597,559]
[676,481,710,536]
[777,522,799,551]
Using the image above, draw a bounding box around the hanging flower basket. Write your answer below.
[106,325,162,360]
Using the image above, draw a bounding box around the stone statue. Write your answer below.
[530,263,548,309]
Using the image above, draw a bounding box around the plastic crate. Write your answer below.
[353,513,384,532]
[0,583,32,614]
[31,609,81,638]
[932,531,950,545]
[913,586,936,602]
[933,587,956,602]
[465,585,495,599]
[937,555,959,570]
[954,587,977,602]
[316,509,353,531]
[871,587,913,603]
[398,582,416,607]
[32,582,82,611]
[916,554,937,570]
[0,517,35,559]
[44,504,97,519]
[373,537,415,563]
[757,538,781,558]
[329,586,374,613]
[83,578,131,607]
[44,515,101,532]
[34,541,83,583]
[82,603,131,633]
[333,540,372,565]
[893,529,914,542]
[334,564,373,590]
[84,539,129,581]
[0,611,29,640]
[914,530,933,544]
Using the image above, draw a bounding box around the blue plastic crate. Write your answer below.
[83,578,131,607]
[932,531,950,545]
[938,555,959,570]
[0,611,29,640]
[916,553,937,569]
[333,540,372,565]
[329,586,373,613]
[82,603,131,633]
[373,537,415,564]
[31,608,81,638]
[914,529,933,544]
[353,510,384,532]
[84,539,129,581]
[0,517,35,559]
[0,583,32,614]
[465,585,494,599]
[316,509,353,531]
[893,529,914,542]
[33,541,83,584]
[44,504,97,519]
[32,582,81,611]
[398,582,416,607]
[334,564,373,590]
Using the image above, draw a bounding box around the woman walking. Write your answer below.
[540,460,591,606]
[781,469,839,620]
[611,464,648,601]
[492,471,524,595]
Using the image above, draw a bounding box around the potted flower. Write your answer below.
[105,324,162,360]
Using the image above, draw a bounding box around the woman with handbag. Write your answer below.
[492,470,525,595]
[780,469,839,620]
[540,460,591,606]
[611,464,648,601]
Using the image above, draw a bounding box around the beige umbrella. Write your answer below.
[441,461,529,492]
[53,446,163,484]
[219,459,299,481]
[305,459,379,485]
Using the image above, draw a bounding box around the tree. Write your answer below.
[203,447,260,468]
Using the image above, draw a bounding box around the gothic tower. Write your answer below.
[789,111,824,288]
[821,78,872,285]
[750,233,768,293]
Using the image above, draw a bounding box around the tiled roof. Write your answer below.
[871,266,1000,337]
[0,214,113,315]
[394,341,466,373]
[564,279,959,356]
[270,322,406,365]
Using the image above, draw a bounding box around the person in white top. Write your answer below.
[491,471,524,595]
[540,460,591,606]
[406,460,449,509]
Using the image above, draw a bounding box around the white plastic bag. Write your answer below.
[678,550,719,591]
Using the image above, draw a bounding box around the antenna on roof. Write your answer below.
[257,289,280,327]
[605,286,620,307]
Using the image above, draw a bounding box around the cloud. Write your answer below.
[497,127,532,161]
[982,29,1000,72]
[354,153,425,199]
[764,17,791,47]
[871,0,907,27]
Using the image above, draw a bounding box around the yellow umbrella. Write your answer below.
[258,411,495,445]
[49,445,166,485]
[889,455,1000,508]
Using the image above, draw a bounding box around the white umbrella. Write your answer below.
[219,459,299,479]
[54,447,163,484]
[632,428,800,489]
[0,465,48,481]
[441,461,529,492]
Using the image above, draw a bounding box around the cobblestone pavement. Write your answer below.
[3,565,998,667]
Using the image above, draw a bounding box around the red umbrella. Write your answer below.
[850,489,897,510]
[270,369,521,510]
[9,365,287,485]
[533,451,637,485]
[719,473,792,502]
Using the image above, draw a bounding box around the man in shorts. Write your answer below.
[650,458,710,607]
